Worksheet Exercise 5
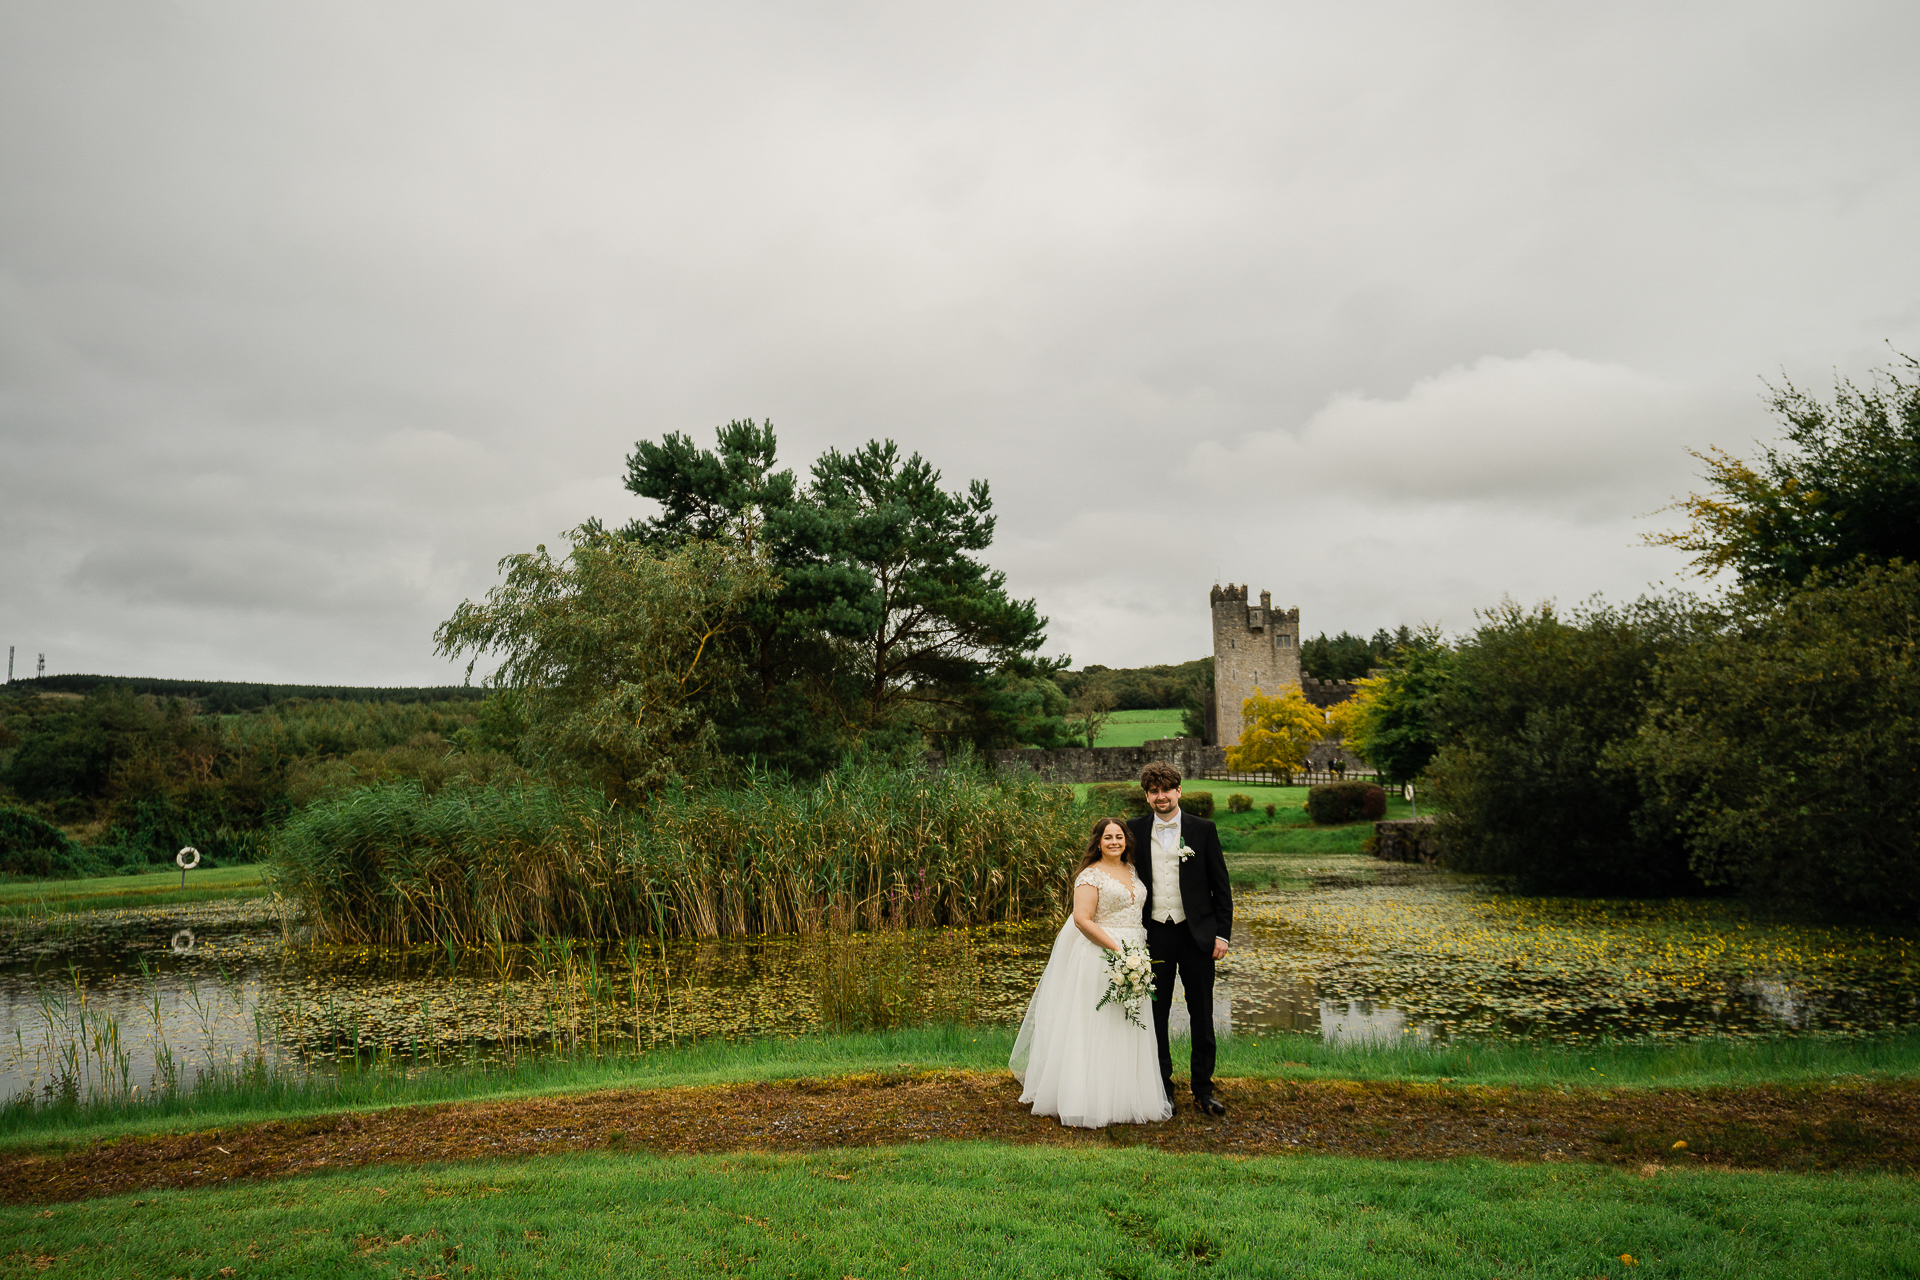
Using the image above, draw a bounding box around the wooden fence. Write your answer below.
[1199,768,1405,792]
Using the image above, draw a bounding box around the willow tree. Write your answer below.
[434,528,776,801]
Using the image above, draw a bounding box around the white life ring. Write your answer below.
[176,846,201,870]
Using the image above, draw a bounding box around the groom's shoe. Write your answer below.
[1194,1091,1226,1117]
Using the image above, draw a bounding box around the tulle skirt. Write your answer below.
[1009,920,1172,1128]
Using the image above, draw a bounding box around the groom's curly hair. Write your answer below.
[1139,762,1183,792]
[1080,817,1135,868]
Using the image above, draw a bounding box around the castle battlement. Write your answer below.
[1210,582,1301,747]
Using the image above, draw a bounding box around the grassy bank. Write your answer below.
[0,865,268,916]
[12,1025,1920,1151]
[5,1143,1915,1278]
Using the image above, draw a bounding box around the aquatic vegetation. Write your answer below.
[268,763,1086,945]
[1235,859,1920,1040]
[0,888,1047,1110]
[11,843,1920,1113]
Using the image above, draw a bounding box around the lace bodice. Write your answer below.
[1075,864,1147,930]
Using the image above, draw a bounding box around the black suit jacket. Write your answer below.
[1128,810,1233,949]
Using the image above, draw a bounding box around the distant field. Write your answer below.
[0,865,269,916]
[1090,707,1187,747]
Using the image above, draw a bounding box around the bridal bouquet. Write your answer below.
[1096,943,1154,1029]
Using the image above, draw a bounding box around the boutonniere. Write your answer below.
[1176,841,1196,864]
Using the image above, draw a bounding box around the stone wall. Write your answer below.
[1301,676,1359,708]
[929,737,1226,784]
[1372,816,1444,864]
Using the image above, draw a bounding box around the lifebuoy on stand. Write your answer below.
[176,846,200,889]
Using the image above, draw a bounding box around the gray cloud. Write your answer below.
[2,0,1916,682]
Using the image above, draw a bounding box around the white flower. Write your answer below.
[1176,842,1197,863]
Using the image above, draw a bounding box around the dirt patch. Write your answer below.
[4,1073,1915,1204]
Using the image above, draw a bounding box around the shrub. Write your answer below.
[1179,791,1215,819]
[1264,803,1277,818]
[1088,782,1146,817]
[0,807,123,878]
[1427,597,1701,894]
[0,807,80,878]
[1227,793,1252,813]
[1629,562,1920,918]
[1305,781,1386,825]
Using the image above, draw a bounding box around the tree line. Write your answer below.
[1329,353,1920,919]
[7,674,485,713]
[0,690,519,874]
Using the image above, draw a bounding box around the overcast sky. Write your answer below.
[3,1,1916,686]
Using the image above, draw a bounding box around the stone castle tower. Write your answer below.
[1210,583,1301,747]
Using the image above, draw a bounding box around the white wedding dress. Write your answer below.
[1010,863,1173,1128]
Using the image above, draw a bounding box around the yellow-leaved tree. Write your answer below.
[1325,674,1387,766]
[1224,686,1326,775]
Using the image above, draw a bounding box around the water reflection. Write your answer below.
[3,854,1915,1101]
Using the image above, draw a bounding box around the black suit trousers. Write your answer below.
[1147,917,1216,1098]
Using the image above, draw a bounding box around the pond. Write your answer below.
[4,856,1915,1103]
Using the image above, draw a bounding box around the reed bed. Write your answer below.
[267,763,1086,946]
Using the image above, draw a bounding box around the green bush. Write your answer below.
[0,807,137,878]
[1305,781,1386,825]
[1427,597,1700,895]
[1088,782,1144,817]
[1227,792,1252,813]
[1179,790,1215,818]
[0,807,81,877]
[1629,562,1920,919]
[1264,803,1277,818]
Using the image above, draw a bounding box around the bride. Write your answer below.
[1010,817,1173,1127]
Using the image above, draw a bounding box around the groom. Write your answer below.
[1128,762,1233,1116]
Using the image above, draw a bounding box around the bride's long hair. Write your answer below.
[1079,817,1134,870]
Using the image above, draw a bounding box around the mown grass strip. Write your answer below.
[9,1027,1919,1151]
[2,1144,1915,1279]
[0,866,269,916]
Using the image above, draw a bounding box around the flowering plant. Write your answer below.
[1096,942,1155,1029]
[1176,841,1197,863]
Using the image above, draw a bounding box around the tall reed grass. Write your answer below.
[267,763,1086,945]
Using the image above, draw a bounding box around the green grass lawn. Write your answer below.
[0,864,270,916]
[14,1026,1920,1152]
[1090,707,1189,747]
[5,1142,1915,1279]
